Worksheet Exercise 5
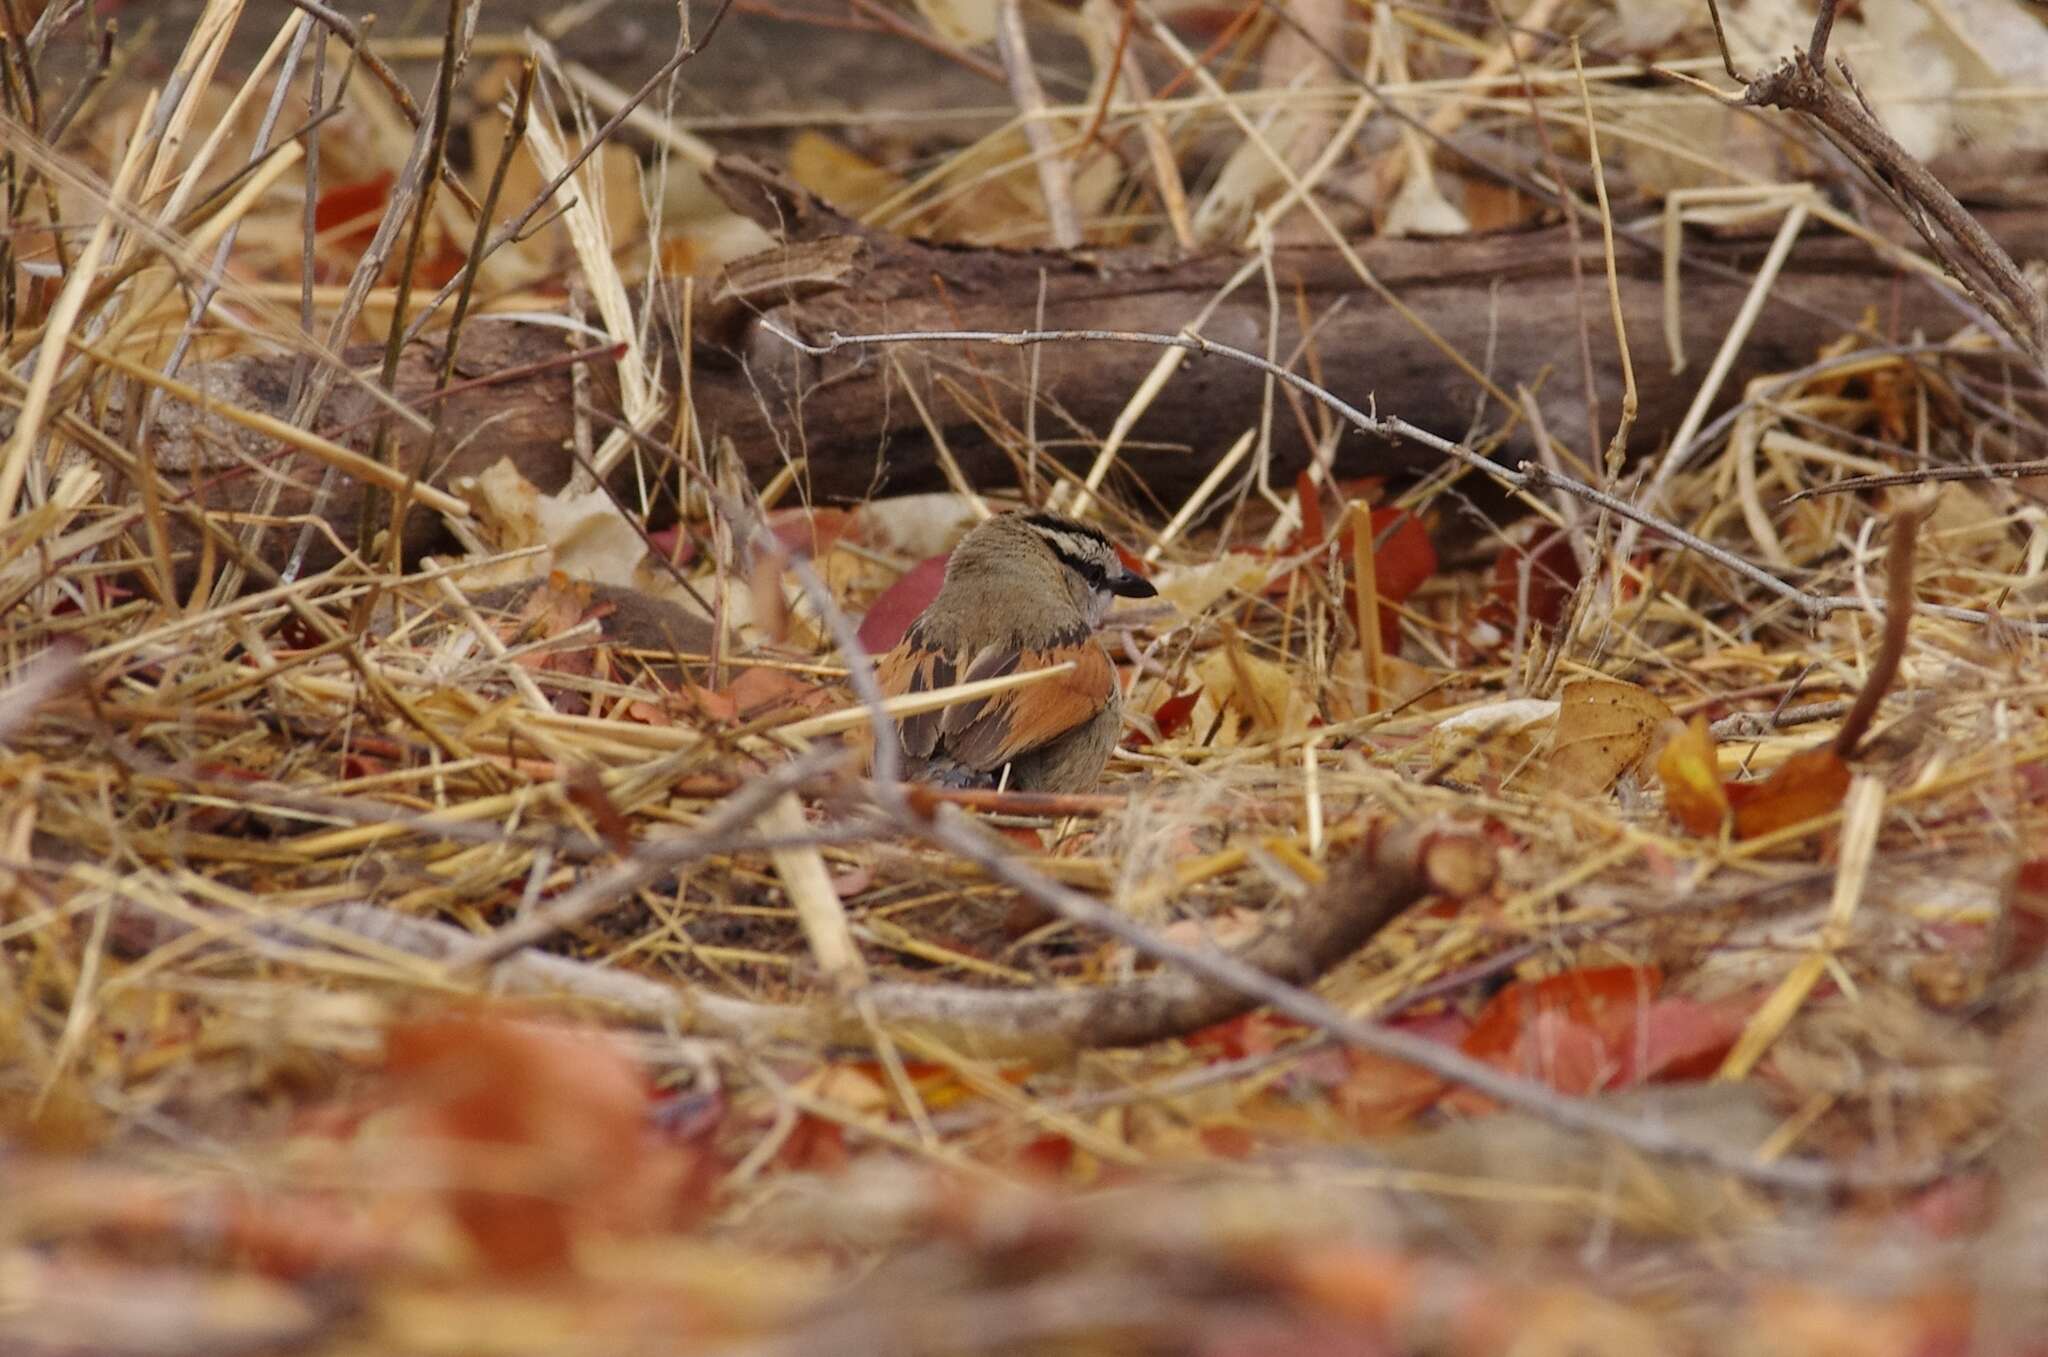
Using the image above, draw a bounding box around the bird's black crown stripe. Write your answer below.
[1019,511,1111,546]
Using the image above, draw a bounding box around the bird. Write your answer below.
[871,510,1158,793]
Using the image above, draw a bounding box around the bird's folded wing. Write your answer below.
[875,641,957,760]
[940,637,1116,772]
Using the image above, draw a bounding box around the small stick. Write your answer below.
[1833,492,1934,760]
[451,749,843,968]
[766,322,2048,636]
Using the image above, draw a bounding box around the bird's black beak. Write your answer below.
[1110,571,1158,599]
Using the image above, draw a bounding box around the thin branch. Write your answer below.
[451,748,846,968]
[400,0,740,344]
[765,322,2048,636]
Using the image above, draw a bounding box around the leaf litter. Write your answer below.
[2,1,2047,1353]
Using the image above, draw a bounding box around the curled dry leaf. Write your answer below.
[1727,746,1853,840]
[1536,678,1675,798]
[1655,715,1730,836]
[787,130,905,217]
[1151,551,1273,618]
[1428,698,1557,786]
[1193,639,1314,742]
[1656,716,1853,840]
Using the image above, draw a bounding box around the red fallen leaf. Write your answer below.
[1199,1125,1257,1159]
[643,524,698,565]
[996,824,1047,851]
[1624,993,1753,1082]
[1462,965,1661,1059]
[1479,522,1581,634]
[564,765,635,854]
[725,665,831,719]
[855,550,951,653]
[1188,1011,1311,1060]
[1340,509,1436,606]
[2011,900,2048,971]
[1460,965,1662,1097]
[1012,1132,1076,1179]
[1266,489,1436,649]
[1455,968,1750,1105]
[774,1112,849,1175]
[1136,688,1201,746]
[1293,468,1327,551]
[314,169,393,257]
[675,684,740,725]
[1337,508,1438,649]
[766,507,856,559]
[1727,746,1852,839]
[339,752,389,781]
[1320,1011,1467,1132]
[383,1011,687,1276]
[1334,1056,1451,1134]
[413,236,470,289]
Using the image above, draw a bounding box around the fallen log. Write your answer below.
[135,160,2048,578]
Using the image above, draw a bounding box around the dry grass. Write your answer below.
[2,0,2046,1352]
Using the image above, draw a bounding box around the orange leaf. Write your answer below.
[1139,688,1201,745]
[1460,965,1662,1097]
[1335,509,1437,649]
[313,170,393,258]
[1479,523,1580,633]
[383,1011,683,1276]
[725,665,831,720]
[1359,508,1435,606]
[1624,994,1753,1082]
[1188,1011,1310,1060]
[1293,469,1326,549]
[1332,1013,1464,1133]
[1198,1125,1257,1159]
[1728,746,1852,839]
[1656,714,1730,835]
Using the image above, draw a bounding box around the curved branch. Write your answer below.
[211,820,1485,1059]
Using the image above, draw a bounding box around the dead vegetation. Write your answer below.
[3,0,2048,1352]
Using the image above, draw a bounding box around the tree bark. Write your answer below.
[135,161,2048,578]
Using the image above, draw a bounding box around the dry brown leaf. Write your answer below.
[1192,642,1314,744]
[1535,678,1675,797]
[788,131,906,217]
[1428,699,1556,786]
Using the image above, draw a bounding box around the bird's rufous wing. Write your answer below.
[939,636,1117,773]
[874,634,956,760]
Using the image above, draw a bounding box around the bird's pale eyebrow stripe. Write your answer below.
[1043,537,1111,584]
